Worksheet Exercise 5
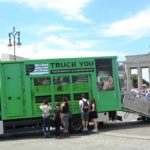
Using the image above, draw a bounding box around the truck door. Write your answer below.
[4,63,24,118]
[95,58,121,111]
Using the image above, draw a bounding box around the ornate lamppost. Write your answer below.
[8,26,21,60]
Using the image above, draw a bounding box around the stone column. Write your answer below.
[137,67,142,90]
[126,65,131,90]
[149,66,150,87]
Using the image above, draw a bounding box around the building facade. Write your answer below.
[125,53,150,90]
[0,54,28,61]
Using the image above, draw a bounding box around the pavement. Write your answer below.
[0,112,150,150]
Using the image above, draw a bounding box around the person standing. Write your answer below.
[89,98,98,132]
[54,102,61,138]
[39,100,52,137]
[61,97,70,135]
[79,94,90,133]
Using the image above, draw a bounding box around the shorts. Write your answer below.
[62,113,69,128]
[81,112,89,121]
[89,111,98,120]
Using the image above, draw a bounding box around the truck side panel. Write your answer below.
[1,63,25,119]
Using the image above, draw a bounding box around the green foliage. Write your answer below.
[130,74,149,88]
[130,74,138,88]
[130,74,137,80]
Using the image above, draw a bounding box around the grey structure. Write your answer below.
[123,90,150,118]
[125,53,150,90]
[118,61,126,91]
[0,54,28,61]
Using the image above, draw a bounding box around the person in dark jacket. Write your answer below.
[54,102,61,138]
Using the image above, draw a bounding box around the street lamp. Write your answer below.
[8,26,21,60]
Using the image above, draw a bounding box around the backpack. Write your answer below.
[62,102,69,113]
[82,100,89,113]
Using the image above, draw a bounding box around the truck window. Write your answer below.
[95,59,114,91]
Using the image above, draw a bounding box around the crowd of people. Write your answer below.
[39,94,98,138]
[130,88,150,101]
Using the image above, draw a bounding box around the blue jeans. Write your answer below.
[43,117,50,135]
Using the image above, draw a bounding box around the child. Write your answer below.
[54,102,61,138]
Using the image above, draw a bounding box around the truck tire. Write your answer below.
[69,116,82,133]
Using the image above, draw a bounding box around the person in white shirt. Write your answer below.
[40,100,52,137]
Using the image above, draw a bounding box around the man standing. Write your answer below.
[79,94,90,132]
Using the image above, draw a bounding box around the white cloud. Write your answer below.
[0,39,36,57]
[16,44,125,60]
[0,39,12,54]
[24,48,126,61]
[101,8,150,39]
[0,37,125,61]
[46,35,72,47]
[36,25,77,35]
[2,0,91,22]
[46,35,95,49]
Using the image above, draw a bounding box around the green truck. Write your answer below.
[0,56,122,135]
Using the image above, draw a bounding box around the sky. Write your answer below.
[0,0,150,61]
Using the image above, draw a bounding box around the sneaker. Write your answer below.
[92,128,98,133]
[85,128,88,131]
[82,128,86,132]
[83,128,88,133]
[43,132,47,138]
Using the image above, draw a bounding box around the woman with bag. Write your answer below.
[89,98,98,132]
[61,97,70,136]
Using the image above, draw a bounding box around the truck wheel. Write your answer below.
[69,116,82,133]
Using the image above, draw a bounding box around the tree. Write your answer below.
[130,74,138,88]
